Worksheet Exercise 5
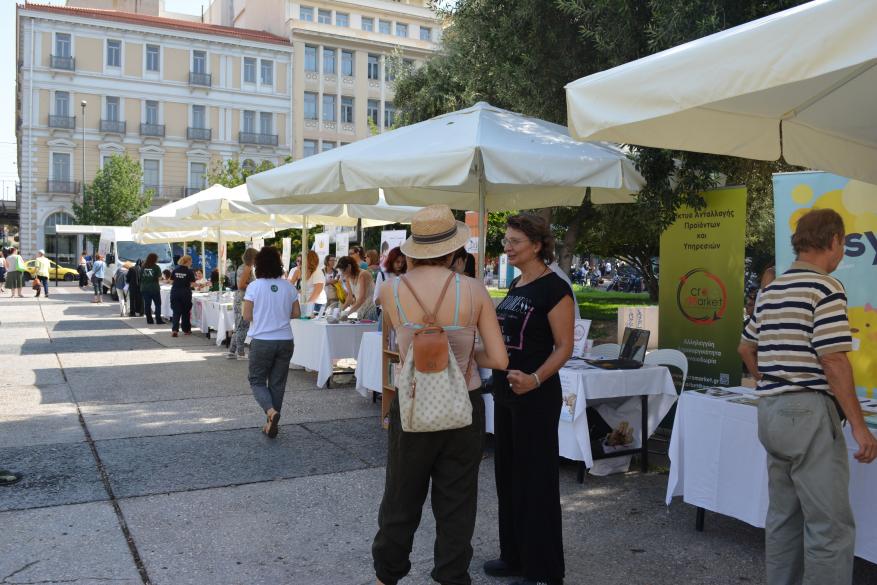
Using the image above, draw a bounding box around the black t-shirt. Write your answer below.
[170,265,195,295]
[493,272,572,402]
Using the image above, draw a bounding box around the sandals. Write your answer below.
[264,411,281,439]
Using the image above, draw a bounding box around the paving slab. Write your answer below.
[0,501,141,585]
[0,384,85,448]
[96,423,373,498]
[81,387,379,441]
[304,416,388,467]
[0,442,107,511]
[0,353,67,386]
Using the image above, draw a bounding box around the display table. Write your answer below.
[354,332,383,398]
[666,389,877,563]
[191,293,235,345]
[291,319,378,388]
[159,286,172,319]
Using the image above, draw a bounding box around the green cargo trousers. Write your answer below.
[373,391,485,585]
[757,391,855,585]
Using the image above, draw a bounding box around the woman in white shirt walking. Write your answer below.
[244,246,301,439]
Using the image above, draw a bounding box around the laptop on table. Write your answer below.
[585,327,650,370]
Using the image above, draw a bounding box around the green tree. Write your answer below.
[392,0,808,298]
[73,154,152,227]
[206,158,278,188]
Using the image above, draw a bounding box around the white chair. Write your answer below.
[644,348,689,392]
[590,343,620,359]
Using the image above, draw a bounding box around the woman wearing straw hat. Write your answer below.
[372,204,508,585]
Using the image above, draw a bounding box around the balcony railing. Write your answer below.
[238,132,279,146]
[100,119,127,134]
[187,127,211,141]
[48,115,75,129]
[50,55,75,71]
[189,71,212,86]
[184,186,204,197]
[47,180,79,194]
[140,123,165,137]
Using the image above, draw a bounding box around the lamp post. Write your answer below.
[80,100,87,263]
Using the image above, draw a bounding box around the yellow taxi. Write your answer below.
[24,259,79,281]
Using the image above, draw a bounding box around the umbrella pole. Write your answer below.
[301,216,309,310]
[477,175,486,280]
[201,241,205,276]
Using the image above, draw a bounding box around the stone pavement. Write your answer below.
[2,285,876,585]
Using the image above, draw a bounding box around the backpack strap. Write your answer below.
[401,272,455,326]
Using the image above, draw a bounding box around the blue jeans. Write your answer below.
[142,289,162,323]
[38,277,49,296]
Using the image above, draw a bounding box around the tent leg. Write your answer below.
[477,176,486,280]
[301,216,309,309]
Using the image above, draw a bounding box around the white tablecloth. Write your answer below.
[667,389,877,564]
[190,293,235,345]
[159,286,172,319]
[291,319,378,387]
[354,331,383,397]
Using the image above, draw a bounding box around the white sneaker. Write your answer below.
[236,354,248,361]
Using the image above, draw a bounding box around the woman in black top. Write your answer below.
[485,214,575,585]
[170,255,196,337]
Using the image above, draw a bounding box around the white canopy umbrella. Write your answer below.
[247,102,644,271]
[564,0,877,184]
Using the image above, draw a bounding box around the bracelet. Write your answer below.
[532,372,541,387]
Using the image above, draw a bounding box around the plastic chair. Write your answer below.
[589,343,620,359]
[644,349,689,392]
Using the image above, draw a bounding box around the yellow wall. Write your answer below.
[277,113,286,145]
[164,101,187,137]
[162,146,189,187]
[125,98,139,128]
[75,36,103,73]
[211,53,220,79]
[230,57,241,90]
[276,63,287,95]
[125,42,142,77]
[165,47,188,83]
[231,109,240,137]
[76,93,101,128]
[41,31,52,68]
[209,106,219,133]
[39,90,50,124]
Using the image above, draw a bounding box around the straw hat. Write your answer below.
[400,204,471,259]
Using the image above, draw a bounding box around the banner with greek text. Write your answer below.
[658,187,747,389]
[773,172,877,397]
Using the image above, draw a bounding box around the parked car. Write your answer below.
[23,259,78,282]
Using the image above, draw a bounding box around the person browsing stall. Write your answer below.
[485,214,575,585]
[738,209,877,585]
[140,253,165,325]
[373,246,406,307]
[243,246,300,439]
[227,248,257,360]
[170,255,196,337]
[337,255,377,320]
[372,204,507,585]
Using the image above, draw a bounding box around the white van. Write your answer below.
[98,227,173,297]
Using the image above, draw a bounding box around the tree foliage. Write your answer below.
[73,154,152,227]
[392,0,809,298]
[206,158,278,188]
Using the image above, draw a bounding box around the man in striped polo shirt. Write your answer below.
[738,208,876,585]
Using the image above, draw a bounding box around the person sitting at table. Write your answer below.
[373,246,406,307]
[485,213,575,585]
[170,255,196,337]
[336,255,377,320]
[372,204,508,585]
[160,269,173,284]
[244,246,300,439]
[209,268,223,292]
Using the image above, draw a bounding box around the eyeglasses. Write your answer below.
[501,237,529,247]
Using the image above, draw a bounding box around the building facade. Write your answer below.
[206,0,442,158]
[16,4,293,263]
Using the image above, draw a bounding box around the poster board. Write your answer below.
[335,232,349,258]
[573,319,592,357]
[281,238,291,274]
[658,187,747,389]
[380,230,407,266]
[313,233,331,266]
[773,172,877,397]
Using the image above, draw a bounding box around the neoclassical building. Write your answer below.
[16,3,293,262]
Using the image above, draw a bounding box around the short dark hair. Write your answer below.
[792,209,845,255]
[507,213,555,264]
[383,247,407,275]
[254,246,284,279]
[336,255,360,276]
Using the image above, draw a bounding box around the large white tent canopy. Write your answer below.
[564,0,877,184]
[247,102,644,210]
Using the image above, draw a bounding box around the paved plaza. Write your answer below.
[2,285,876,585]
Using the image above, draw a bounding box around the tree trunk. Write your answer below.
[554,197,592,274]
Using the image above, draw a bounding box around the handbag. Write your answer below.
[332,280,346,303]
[395,273,473,433]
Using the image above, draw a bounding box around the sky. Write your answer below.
[0,0,204,192]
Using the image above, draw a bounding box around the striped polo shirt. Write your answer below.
[742,261,853,396]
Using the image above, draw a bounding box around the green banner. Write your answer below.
[659,187,747,389]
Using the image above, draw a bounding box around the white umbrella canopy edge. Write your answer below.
[564,0,877,184]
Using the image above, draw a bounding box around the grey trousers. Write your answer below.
[757,392,855,585]
[228,292,250,356]
[248,338,295,413]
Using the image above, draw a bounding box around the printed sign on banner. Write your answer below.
[658,187,747,389]
[281,238,291,273]
[573,319,592,357]
[380,230,407,265]
[465,237,478,254]
[314,233,330,266]
[773,172,877,397]
[335,232,349,257]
